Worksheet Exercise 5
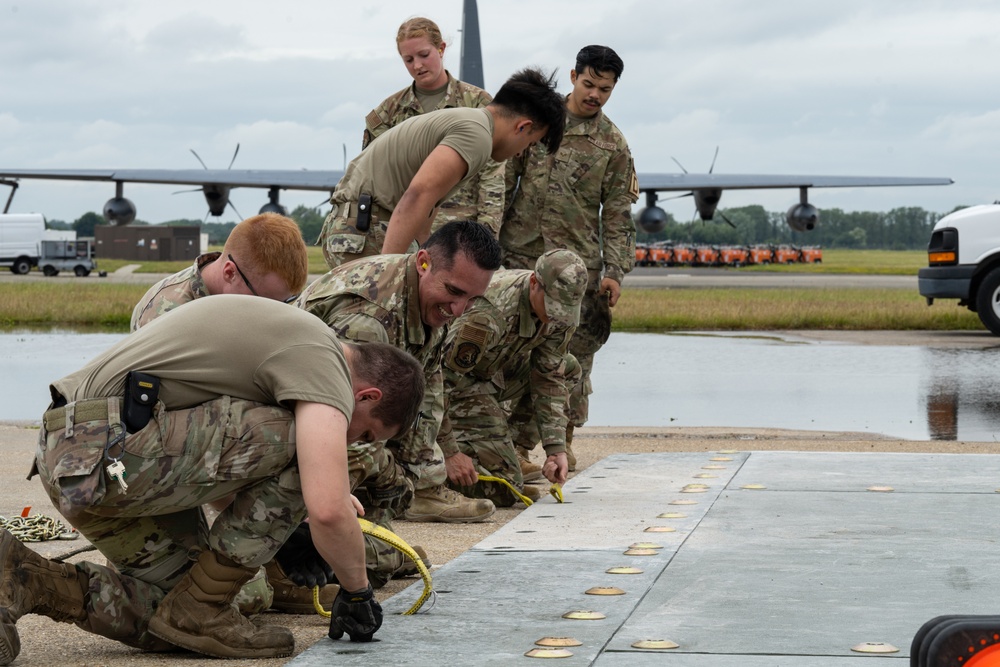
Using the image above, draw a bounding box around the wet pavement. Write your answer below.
[5,330,1000,441]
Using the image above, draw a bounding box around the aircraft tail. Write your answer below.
[459,0,485,89]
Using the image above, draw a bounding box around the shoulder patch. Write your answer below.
[445,321,490,373]
[589,137,617,151]
[628,161,640,200]
[365,109,382,131]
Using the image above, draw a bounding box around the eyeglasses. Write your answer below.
[228,254,298,303]
[228,254,258,296]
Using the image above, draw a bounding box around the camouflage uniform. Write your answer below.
[27,297,354,649]
[319,107,495,268]
[501,106,639,430]
[440,260,583,506]
[129,252,218,331]
[297,254,448,493]
[31,398,300,648]
[363,71,505,236]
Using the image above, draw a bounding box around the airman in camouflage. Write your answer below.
[318,67,567,268]
[130,213,308,331]
[500,45,638,468]
[299,221,503,523]
[128,214,322,615]
[10,296,424,659]
[440,250,587,506]
[364,71,505,235]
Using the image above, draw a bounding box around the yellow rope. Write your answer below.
[313,517,434,618]
[477,474,565,505]
[477,474,534,506]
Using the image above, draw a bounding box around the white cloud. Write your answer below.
[0,0,994,220]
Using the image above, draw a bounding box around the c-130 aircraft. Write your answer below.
[0,0,952,234]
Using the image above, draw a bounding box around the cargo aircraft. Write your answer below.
[0,0,952,234]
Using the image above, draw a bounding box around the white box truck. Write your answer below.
[0,213,46,274]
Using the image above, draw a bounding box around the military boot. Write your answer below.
[0,528,88,665]
[403,485,496,523]
[566,424,577,472]
[148,550,293,659]
[516,447,543,482]
[521,484,543,502]
[263,559,339,614]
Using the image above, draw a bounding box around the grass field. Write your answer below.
[2,249,976,332]
[83,248,933,278]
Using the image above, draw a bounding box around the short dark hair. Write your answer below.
[346,341,425,438]
[422,220,502,272]
[491,67,566,154]
[575,45,624,82]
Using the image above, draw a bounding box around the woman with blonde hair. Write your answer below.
[362,16,504,235]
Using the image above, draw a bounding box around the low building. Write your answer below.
[95,225,200,262]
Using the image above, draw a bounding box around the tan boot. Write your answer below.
[403,485,496,523]
[521,484,542,502]
[388,546,431,580]
[516,447,543,482]
[148,550,293,659]
[0,529,87,665]
[566,424,577,472]
[263,559,339,615]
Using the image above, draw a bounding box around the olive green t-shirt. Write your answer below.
[333,106,495,211]
[52,295,354,419]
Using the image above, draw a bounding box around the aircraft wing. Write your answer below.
[0,168,952,193]
[637,173,954,191]
[0,168,345,191]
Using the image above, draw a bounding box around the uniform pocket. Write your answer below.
[42,419,109,517]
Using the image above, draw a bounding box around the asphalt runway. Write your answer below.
[0,265,916,290]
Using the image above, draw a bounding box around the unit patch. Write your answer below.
[446,320,490,372]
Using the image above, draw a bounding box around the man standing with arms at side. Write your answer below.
[500,45,639,470]
[319,68,565,267]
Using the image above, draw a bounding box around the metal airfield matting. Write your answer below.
[289,451,1000,666]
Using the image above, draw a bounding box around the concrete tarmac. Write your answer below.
[3,419,999,666]
[0,265,918,290]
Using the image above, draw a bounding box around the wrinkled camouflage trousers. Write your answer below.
[346,441,418,582]
[32,396,304,649]
[502,266,608,448]
[443,381,525,507]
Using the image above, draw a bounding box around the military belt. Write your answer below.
[43,398,123,432]
[335,200,392,225]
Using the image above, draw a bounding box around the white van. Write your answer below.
[0,213,46,274]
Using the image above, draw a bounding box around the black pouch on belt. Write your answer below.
[356,193,373,232]
[123,370,160,433]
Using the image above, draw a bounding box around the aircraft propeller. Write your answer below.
[638,148,735,233]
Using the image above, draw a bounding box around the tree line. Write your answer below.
[636,204,965,249]
[53,203,960,250]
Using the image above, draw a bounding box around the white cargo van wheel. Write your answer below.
[12,258,31,275]
[974,268,1000,336]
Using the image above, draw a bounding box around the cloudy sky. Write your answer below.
[0,0,995,224]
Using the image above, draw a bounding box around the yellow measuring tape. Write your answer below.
[313,517,434,617]
[314,477,566,618]
[477,475,564,505]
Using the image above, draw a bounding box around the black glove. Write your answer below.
[328,583,383,642]
[274,523,335,588]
